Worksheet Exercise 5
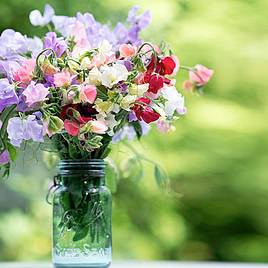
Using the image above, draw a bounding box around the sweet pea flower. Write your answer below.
[0,150,10,164]
[161,85,186,116]
[64,119,80,136]
[29,4,55,27]
[70,21,89,48]
[7,115,44,147]
[23,81,49,106]
[189,64,214,87]
[13,59,36,87]
[54,71,73,87]
[100,63,129,88]
[157,119,175,133]
[0,78,19,112]
[80,85,97,104]
[86,67,102,85]
[91,120,108,134]
[160,56,180,76]
[133,97,160,124]
[119,44,136,58]
[44,32,67,57]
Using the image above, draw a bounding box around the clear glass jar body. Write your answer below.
[52,160,112,268]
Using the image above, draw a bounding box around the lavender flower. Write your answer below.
[0,60,20,81]
[44,32,67,57]
[0,29,28,61]
[29,4,55,27]
[7,115,44,147]
[0,78,19,112]
[0,150,10,164]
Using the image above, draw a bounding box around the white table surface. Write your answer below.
[0,262,267,268]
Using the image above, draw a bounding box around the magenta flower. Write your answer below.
[22,81,49,106]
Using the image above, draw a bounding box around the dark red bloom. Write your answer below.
[148,74,164,94]
[146,55,178,76]
[133,97,160,124]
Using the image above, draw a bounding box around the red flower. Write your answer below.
[159,56,179,76]
[148,74,164,94]
[133,97,160,124]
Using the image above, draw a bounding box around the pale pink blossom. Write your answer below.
[23,81,49,106]
[189,64,214,86]
[71,21,89,49]
[91,120,108,134]
[80,85,97,104]
[13,59,36,88]
[119,44,136,58]
[157,119,172,133]
[54,71,73,87]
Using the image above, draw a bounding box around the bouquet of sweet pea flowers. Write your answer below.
[0,4,213,177]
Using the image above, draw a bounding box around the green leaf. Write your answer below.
[154,165,169,189]
[71,192,83,209]
[73,225,89,242]
[6,143,17,161]
[59,192,71,211]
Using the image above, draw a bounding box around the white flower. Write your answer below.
[100,63,129,88]
[161,86,186,117]
[86,67,102,85]
[120,95,137,111]
[129,83,149,97]
[98,40,112,55]
[29,4,55,27]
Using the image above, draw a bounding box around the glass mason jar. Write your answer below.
[52,160,112,268]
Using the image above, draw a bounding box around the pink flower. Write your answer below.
[91,120,108,134]
[71,21,89,48]
[119,44,136,58]
[80,85,97,104]
[64,119,80,136]
[189,64,214,86]
[54,71,73,87]
[157,119,171,133]
[23,81,49,106]
[13,59,36,88]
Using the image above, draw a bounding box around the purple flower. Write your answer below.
[127,6,151,29]
[112,125,136,143]
[113,23,128,44]
[52,16,76,37]
[7,115,44,147]
[128,111,138,122]
[0,150,10,164]
[44,32,67,57]
[22,81,49,106]
[29,4,55,27]
[0,60,20,81]
[0,29,28,61]
[126,7,151,45]
[0,78,19,112]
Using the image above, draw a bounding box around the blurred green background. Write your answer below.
[1,0,268,263]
